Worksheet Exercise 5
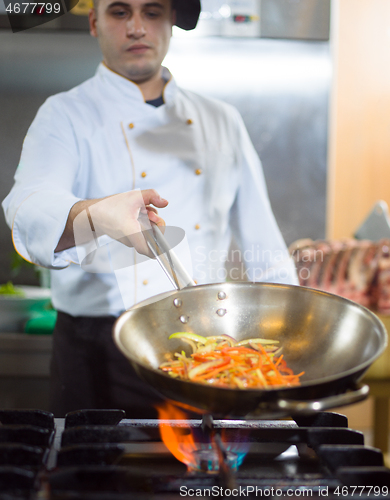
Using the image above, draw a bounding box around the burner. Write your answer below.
[190,446,239,472]
[0,408,389,498]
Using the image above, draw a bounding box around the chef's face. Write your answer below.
[89,0,174,84]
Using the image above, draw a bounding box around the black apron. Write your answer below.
[49,311,165,418]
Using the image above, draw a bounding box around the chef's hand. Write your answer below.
[113,189,168,256]
[55,189,168,256]
[141,189,168,230]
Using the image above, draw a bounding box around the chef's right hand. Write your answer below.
[56,189,169,255]
[87,189,168,256]
[141,189,168,230]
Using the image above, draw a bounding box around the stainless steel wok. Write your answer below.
[113,225,388,419]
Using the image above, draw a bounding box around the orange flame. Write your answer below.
[156,401,198,466]
[156,401,251,472]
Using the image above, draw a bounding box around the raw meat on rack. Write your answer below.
[290,238,390,314]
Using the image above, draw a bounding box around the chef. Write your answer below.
[2,0,298,418]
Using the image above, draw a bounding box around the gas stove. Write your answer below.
[0,408,389,499]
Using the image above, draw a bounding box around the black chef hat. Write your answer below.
[173,0,201,31]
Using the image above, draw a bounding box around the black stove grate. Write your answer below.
[64,409,126,429]
[0,408,389,499]
[0,409,55,498]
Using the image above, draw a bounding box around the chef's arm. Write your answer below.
[2,98,169,268]
[55,189,168,256]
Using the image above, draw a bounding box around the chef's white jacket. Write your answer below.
[2,63,298,317]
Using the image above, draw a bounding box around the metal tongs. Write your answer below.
[139,213,195,290]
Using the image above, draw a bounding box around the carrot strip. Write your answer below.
[159,335,304,389]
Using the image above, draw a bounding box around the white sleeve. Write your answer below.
[230,110,299,285]
[2,96,81,269]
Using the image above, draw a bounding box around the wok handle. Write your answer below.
[139,215,196,290]
[269,383,370,414]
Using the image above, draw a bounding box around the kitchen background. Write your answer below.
[0,0,331,286]
[0,0,390,456]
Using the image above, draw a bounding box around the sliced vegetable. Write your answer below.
[236,338,279,346]
[159,334,304,390]
[206,334,236,346]
[188,358,230,380]
[179,337,197,353]
[168,332,207,344]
